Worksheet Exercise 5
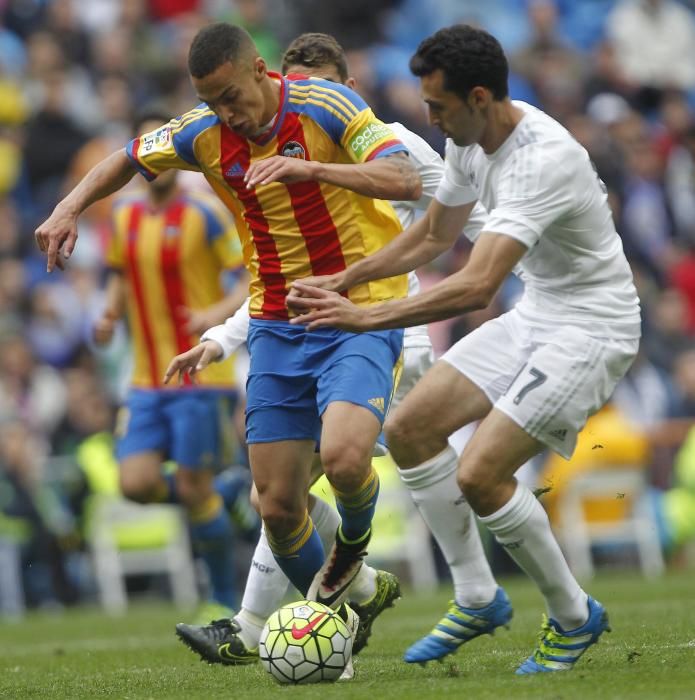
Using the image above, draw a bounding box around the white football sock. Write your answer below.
[398,445,498,608]
[236,526,291,647]
[309,495,341,553]
[310,494,377,604]
[234,607,266,650]
[480,481,588,630]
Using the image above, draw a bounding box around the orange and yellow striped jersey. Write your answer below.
[125,73,409,320]
[106,188,243,389]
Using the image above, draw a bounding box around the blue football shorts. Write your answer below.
[116,388,237,468]
[245,320,404,444]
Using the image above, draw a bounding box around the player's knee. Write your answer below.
[260,504,304,540]
[320,441,371,490]
[175,468,213,509]
[456,462,496,510]
[383,413,412,452]
[119,469,152,503]
[385,410,436,461]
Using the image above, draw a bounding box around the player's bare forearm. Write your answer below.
[340,200,472,289]
[293,203,464,294]
[207,269,250,322]
[182,270,250,335]
[312,153,422,201]
[60,150,137,217]
[201,280,250,327]
[36,150,137,271]
[367,273,493,329]
[341,213,438,289]
[291,271,492,332]
[94,271,126,344]
[103,271,127,319]
[291,232,528,331]
[361,233,528,328]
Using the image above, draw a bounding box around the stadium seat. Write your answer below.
[554,468,665,580]
[87,497,198,614]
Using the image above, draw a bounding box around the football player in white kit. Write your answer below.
[169,33,486,667]
[288,25,641,675]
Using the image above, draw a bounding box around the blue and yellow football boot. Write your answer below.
[516,596,610,674]
[404,587,513,664]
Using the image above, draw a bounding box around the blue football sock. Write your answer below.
[266,511,324,596]
[214,467,260,539]
[189,494,237,609]
[334,469,380,543]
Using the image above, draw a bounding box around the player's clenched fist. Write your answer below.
[163,340,224,386]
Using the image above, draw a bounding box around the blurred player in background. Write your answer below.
[93,108,250,619]
[289,25,641,675]
[35,22,422,647]
[171,32,476,665]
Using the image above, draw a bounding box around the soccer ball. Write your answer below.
[259,600,353,684]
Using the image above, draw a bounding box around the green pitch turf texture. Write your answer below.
[1,571,693,700]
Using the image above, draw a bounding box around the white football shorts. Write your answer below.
[392,343,436,410]
[372,343,435,458]
[441,309,639,459]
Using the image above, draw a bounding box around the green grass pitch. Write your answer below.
[1,571,693,699]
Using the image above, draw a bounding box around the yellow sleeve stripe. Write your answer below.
[288,89,354,123]
[289,85,358,121]
[299,82,361,117]
[168,107,209,134]
[288,96,350,126]
[170,107,216,136]
[288,85,358,122]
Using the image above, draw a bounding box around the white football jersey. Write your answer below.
[388,122,443,347]
[435,101,641,340]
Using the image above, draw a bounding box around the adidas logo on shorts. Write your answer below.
[368,397,385,413]
[548,428,568,441]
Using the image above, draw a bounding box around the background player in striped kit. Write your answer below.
[93,108,249,618]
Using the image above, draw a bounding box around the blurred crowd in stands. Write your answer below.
[2,0,695,614]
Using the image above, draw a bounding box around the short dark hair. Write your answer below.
[410,24,508,101]
[281,33,349,83]
[188,22,256,79]
[133,105,172,136]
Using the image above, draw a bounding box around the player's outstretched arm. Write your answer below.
[244,152,421,201]
[35,150,137,272]
[290,231,527,332]
[163,340,224,386]
[306,152,422,201]
[289,198,474,297]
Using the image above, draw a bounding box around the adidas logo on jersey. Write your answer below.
[549,428,568,441]
[224,162,245,178]
[368,397,385,413]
